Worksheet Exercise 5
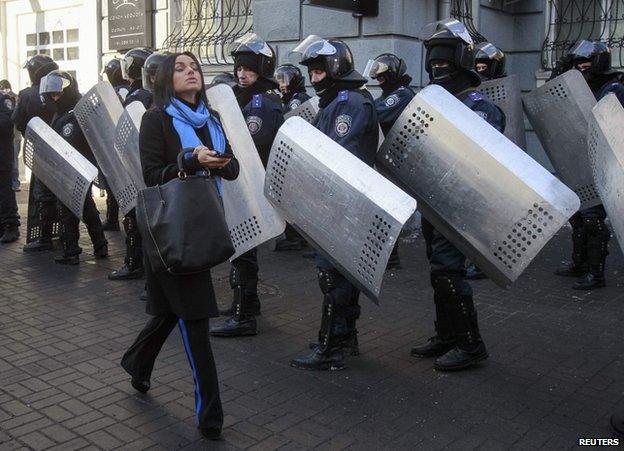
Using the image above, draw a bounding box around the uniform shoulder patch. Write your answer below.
[335,114,352,137]
[246,115,263,135]
[4,98,14,110]
[252,94,263,108]
[384,94,400,107]
[475,110,488,121]
[468,91,483,102]
[338,90,349,102]
[62,122,74,137]
[288,99,302,110]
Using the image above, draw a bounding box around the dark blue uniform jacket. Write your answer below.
[242,92,284,167]
[284,91,311,112]
[375,86,415,136]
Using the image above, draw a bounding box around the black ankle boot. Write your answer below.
[411,335,456,358]
[309,330,359,356]
[131,378,150,393]
[434,342,488,371]
[93,242,108,258]
[109,264,144,280]
[0,225,20,243]
[573,273,606,290]
[210,316,257,337]
[23,238,53,252]
[290,347,345,371]
[55,254,80,265]
[555,261,588,277]
[218,297,261,316]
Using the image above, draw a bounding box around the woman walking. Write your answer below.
[121,51,239,441]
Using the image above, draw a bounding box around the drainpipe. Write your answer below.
[438,0,451,20]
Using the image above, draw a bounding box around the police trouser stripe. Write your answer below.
[178,319,203,423]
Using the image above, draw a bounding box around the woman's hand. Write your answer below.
[194,146,231,169]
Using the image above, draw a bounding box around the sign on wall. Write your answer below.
[108,0,152,51]
[306,0,379,17]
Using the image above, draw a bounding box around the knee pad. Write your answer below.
[318,269,337,295]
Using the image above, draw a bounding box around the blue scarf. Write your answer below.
[165,98,226,193]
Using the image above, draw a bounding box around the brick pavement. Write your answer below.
[1,187,624,450]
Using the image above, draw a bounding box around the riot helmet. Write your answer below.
[291,35,365,83]
[422,19,477,84]
[363,53,407,86]
[121,47,154,81]
[0,79,11,94]
[101,58,127,87]
[274,64,305,94]
[24,54,59,85]
[568,40,612,75]
[39,70,80,113]
[142,52,169,92]
[230,33,276,80]
[474,42,506,79]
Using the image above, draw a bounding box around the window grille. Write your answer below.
[163,0,253,66]
[543,0,624,70]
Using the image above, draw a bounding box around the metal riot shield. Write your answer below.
[478,74,527,150]
[74,81,139,216]
[284,96,319,122]
[205,84,286,260]
[114,102,147,199]
[265,116,417,303]
[588,94,624,254]
[378,84,580,288]
[24,117,99,219]
[522,70,600,209]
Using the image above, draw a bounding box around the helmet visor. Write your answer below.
[275,71,293,87]
[363,59,389,80]
[569,40,596,59]
[120,56,133,80]
[230,32,273,57]
[39,73,70,95]
[420,19,473,46]
[289,35,336,63]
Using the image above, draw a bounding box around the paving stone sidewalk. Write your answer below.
[1,188,624,450]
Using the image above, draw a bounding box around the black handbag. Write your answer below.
[136,151,234,275]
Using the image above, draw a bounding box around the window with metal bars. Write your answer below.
[451,0,487,43]
[163,0,252,66]
[543,0,624,70]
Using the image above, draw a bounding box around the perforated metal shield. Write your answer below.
[114,102,147,203]
[265,116,417,303]
[522,70,600,209]
[478,74,527,150]
[24,117,99,219]
[74,81,139,216]
[588,94,624,254]
[284,96,319,122]
[205,84,286,260]
[378,85,580,288]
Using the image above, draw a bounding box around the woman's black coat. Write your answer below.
[139,106,239,320]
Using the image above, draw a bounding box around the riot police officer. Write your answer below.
[108,47,154,281]
[208,72,236,88]
[554,40,624,290]
[288,35,379,370]
[474,42,506,81]
[0,81,19,243]
[275,63,311,112]
[211,33,284,337]
[365,53,415,270]
[12,55,59,252]
[39,71,108,264]
[100,57,131,231]
[410,19,505,371]
[273,63,310,251]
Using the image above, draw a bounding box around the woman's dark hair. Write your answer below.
[153,51,208,109]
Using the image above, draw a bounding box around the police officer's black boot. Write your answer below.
[109,214,143,280]
[23,202,54,252]
[55,206,81,265]
[386,243,401,271]
[0,224,20,243]
[433,277,487,371]
[102,193,120,231]
[274,224,306,252]
[210,286,258,337]
[411,291,456,357]
[84,196,108,258]
[555,214,588,277]
[573,218,609,290]
[218,262,261,316]
[291,296,345,371]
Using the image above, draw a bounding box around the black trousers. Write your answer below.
[58,191,106,255]
[0,168,19,228]
[121,315,223,430]
[123,209,143,270]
